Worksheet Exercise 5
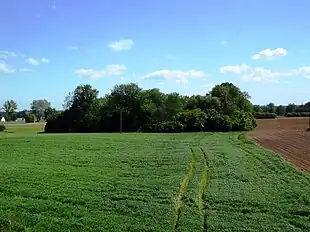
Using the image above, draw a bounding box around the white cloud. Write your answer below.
[252,48,288,60]
[219,64,250,74]
[143,69,206,85]
[67,46,79,51]
[0,62,15,74]
[108,39,133,51]
[200,83,214,89]
[26,57,49,66]
[51,5,56,10]
[0,51,25,59]
[75,65,126,79]
[221,40,228,45]
[220,64,310,82]
[20,68,34,72]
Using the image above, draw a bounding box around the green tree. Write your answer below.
[31,99,51,120]
[285,103,296,114]
[266,103,276,113]
[69,84,101,132]
[210,82,253,115]
[275,105,286,116]
[25,114,36,123]
[62,92,73,110]
[2,100,18,121]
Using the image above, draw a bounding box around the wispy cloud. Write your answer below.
[0,62,15,74]
[0,51,25,59]
[75,65,126,79]
[142,69,206,85]
[67,46,79,51]
[200,83,214,89]
[252,48,288,60]
[220,64,310,82]
[51,5,56,10]
[26,57,49,66]
[108,39,134,51]
[221,40,228,45]
[20,68,34,73]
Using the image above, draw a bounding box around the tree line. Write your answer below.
[0,99,51,122]
[43,82,257,133]
[253,102,310,119]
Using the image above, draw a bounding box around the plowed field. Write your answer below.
[249,117,310,172]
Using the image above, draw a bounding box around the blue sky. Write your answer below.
[1,0,310,110]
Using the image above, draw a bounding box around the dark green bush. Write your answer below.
[253,112,276,119]
[25,114,36,123]
[231,111,257,131]
[0,124,5,132]
[204,109,232,132]
[177,109,207,132]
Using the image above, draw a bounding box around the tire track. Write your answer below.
[199,147,210,232]
[174,146,197,231]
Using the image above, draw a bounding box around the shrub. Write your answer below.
[25,114,36,123]
[0,124,5,132]
[204,109,233,132]
[149,121,184,133]
[253,112,276,119]
[177,109,207,132]
[231,111,257,131]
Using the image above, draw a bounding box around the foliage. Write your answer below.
[231,110,257,131]
[2,100,17,121]
[286,112,310,117]
[253,112,277,119]
[0,124,5,132]
[0,217,26,232]
[30,99,51,120]
[25,114,36,123]
[44,82,257,133]
[254,102,310,116]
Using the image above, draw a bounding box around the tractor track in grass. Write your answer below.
[199,147,210,232]
[174,134,211,232]
[174,147,197,231]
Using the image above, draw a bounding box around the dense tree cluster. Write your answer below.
[44,82,257,133]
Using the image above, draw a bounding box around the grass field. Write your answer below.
[0,124,309,231]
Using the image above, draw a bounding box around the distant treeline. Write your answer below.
[253,102,310,119]
[0,99,51,122]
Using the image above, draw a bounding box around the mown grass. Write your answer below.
[0,123,45,134]
[0,126,309,231]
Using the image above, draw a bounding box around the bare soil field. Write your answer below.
[249,117,310,172]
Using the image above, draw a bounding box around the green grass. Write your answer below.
[0,123,45,134]
[0,126,309,231]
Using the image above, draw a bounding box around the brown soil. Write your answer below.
[249,117,310,172]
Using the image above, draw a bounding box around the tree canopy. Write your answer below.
[31,99,51,120]
[2,100,17,121]
[44,82,257,133]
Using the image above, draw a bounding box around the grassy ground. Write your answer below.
[0,125,309,231]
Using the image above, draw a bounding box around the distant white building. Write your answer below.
[0,117,5,122]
